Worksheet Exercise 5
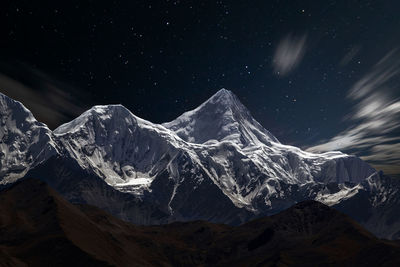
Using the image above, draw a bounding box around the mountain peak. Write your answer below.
[0,92,38,124]
[0,93,56,185]
[215,88,233,96]
[84,104,134,120]
[208,88,235,102]
[54,104,137,135]
[163,89,279,146]
[202,89,243,110]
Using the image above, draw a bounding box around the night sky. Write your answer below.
[1,1,400,176]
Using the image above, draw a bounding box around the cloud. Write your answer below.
[307,49,400,176]
[272,33,307,76]
[0,63,89,129]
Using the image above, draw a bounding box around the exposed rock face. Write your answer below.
[25,155,169,225]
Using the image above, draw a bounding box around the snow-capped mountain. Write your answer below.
[0,90,398,238]
[0,93,57,184]
[51,89,375,213]
[52,103,253,221]
[162,88,279,147]
[53,104,185,189]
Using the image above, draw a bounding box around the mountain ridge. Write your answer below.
[0,90,398,239]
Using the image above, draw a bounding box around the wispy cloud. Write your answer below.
[307,49,400,176]
[0,63,89,129]
[272,33,307,76]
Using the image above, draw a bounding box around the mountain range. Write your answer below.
[2,178,400,266]
[0,89,399,239]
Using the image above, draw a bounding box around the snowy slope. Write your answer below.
[54,105,186,187]
[0,93,57,184]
